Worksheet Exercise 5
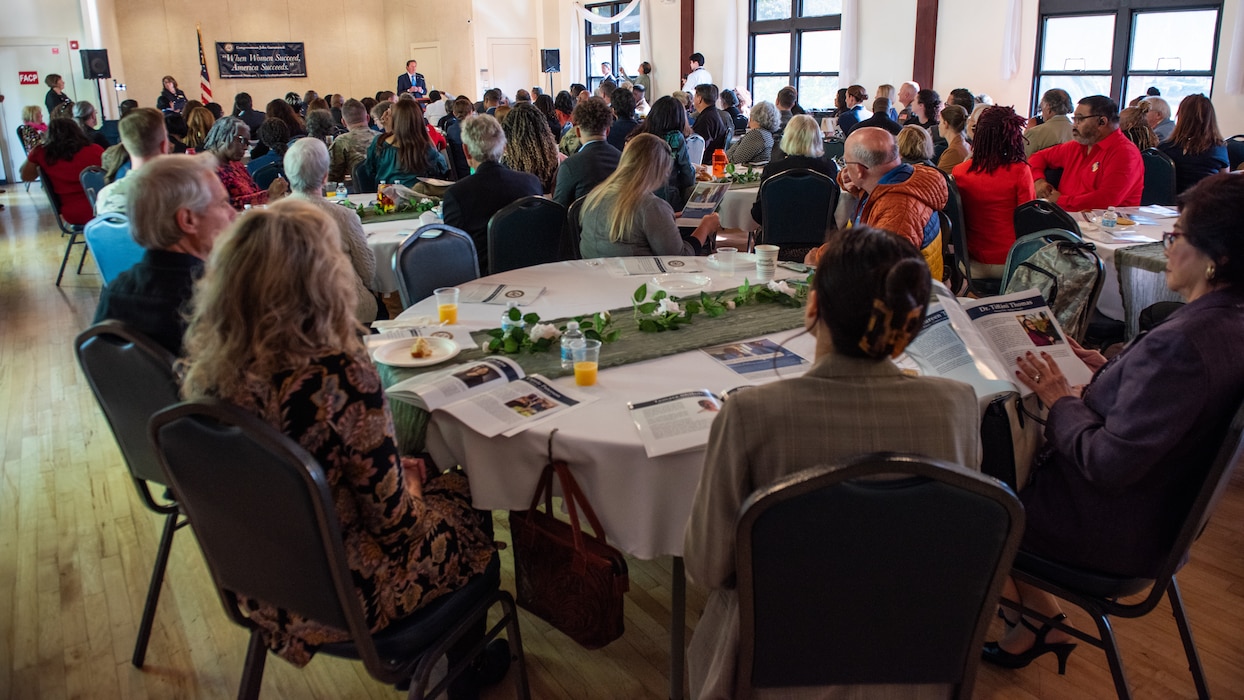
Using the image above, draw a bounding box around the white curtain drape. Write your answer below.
[839,0,859,86]
[571,0,649,90]
[575,0,642,25]
[1227,2,1244,95]
[1000,0,1023,80]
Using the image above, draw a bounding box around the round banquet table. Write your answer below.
[350,192,443,293]
[1070,207,1171,321]
[394,257,811,561]
[716,183,760,231]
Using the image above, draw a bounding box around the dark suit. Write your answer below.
[1021,289,1244,577]
[443,118,469,181]
[237,109,266,133]
[93,249,204,357]
[851,112,903,136]
[397,71,427,98]
[691,108,728,165]
[605,118,639,152]
[552,140,620,208]
[441,161,542,274]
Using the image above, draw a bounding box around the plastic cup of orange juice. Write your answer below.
[573,339,601,386]
[433,287,459,324]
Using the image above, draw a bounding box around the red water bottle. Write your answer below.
[711,149,727,179]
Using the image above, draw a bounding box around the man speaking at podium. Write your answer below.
[397,59,428,99]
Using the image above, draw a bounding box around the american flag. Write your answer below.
[197,24,213,103]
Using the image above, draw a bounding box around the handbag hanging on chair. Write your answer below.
[508,434,629,649]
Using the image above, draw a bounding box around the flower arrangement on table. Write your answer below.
[337,194,439,217]
[719,163,762,184]
[485,308,621,354]
[631,277,809,332]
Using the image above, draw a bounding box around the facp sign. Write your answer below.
[19,72,39,85]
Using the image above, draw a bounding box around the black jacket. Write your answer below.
[94,249,203,357]
[553,140,621,208]
[441,161,543,274]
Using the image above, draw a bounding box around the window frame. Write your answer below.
[747,0,842,110]
[584,1,640,94]
[1032,0,1223,115]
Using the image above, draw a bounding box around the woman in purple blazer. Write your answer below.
[984,173,1244,673]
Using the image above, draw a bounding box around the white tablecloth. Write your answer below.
[1076,209,1169,321]
[351,193,444,293]
[397,258,808,560]
[718,184,760,231]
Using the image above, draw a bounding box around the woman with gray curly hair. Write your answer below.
[205,116,288,209]
[725,100,780,164]
[284,138,379,323]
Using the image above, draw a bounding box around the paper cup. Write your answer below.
[755,244,779,283]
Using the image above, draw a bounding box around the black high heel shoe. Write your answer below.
[982,613,1077,675]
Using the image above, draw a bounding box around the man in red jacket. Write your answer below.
[1029,95,1143,212]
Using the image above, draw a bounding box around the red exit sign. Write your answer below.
[19,72,39,85]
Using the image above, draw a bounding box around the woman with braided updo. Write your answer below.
[683,225,981,699]
[952,105,1035,278]
[500,102,561,194]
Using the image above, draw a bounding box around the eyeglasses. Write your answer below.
[234,135,249,144]
[842,160,867,169]
[1162,231,1184,250]
[1071,114,1104,122]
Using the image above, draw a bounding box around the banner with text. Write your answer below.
[215,42,307,79]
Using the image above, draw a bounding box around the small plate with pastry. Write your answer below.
[373,336,460,367]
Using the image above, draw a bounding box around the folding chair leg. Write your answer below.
[1091,612,1133,699]
[132,511,178,667]
[77,241,90,274]
[1167,578,1211,700]
[56,233,79,286]
[498,591,532,700]
[237,630,268,700]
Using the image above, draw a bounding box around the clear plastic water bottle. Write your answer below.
[336,182,348,201]
[560,321,585,369]
[500,302,526,334]
[1101,207,1118,229]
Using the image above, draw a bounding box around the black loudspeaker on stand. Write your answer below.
[540,49,560,96]
[81,49,111,79]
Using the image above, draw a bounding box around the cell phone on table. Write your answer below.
[778,261,811,273]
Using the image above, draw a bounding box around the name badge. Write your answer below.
[1091,161,1100,172]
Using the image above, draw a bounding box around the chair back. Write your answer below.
[823,138,846,161]
[686,133,706,167]
[1224,134,1244,170]
[736,453,1023,697]
[83,212,145,286]
[18,124,40,154]
[758,168,838,258]
[251,161,284,190]
[392,223,480,307]
[487,196,566,273]
[1013,199,1081,240]
[352,161,376,194]
[80,165,107,210]
[149,399,369,651]
[560,196,586,261]
[1140,147,1177,206]
[75,321,181,500]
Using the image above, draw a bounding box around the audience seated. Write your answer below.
[207,117,288,209]
[370,101,393,133]
[533,93,561,139]
[265,98,307,137]
[20,118,104,225]
[443,97,474,179]
[552,98,621,208]
[580,133,720,259]
[896,80,919,121]
[1157,94,1230,194]
[905,88,942,142]
[164,112,191,154]
[305,109,340,142]
[424,90,448,125]
[1119,102,1158,151]
[852,97,903,135]
[685,226,980,699]
[553,91,575,138]
[750,115,838,225]
[952,106,1036,278]
[811,126,947,274]
[232,92,266,133]
[94,154,235,355]
[984,174,1244,672]
[179,198,501,691]
[1030,95,1143,211]
[875,84,901,122]
[284,138,378,324]
[607,86,641,153]
[898,124,935,167]
[365,99,448,187]
[246,119,290,177]
[1025,88,1073,158]
[500,102,560,194]
[96,108,168,215]
[689,84,728,164]
[630,96,696,210]
[719,89,748,134]
[1144,96,1175,141]
[837,84,872,134]
[632,84,650,118]
[74,101,111,150]
[184,107,215,151]
[726,101,780,165]
[442,114,543,274]
[937,104,971,174]
[774,86,798,129]
[328,99,378,182]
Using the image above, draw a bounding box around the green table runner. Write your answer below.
[376,299,807,451]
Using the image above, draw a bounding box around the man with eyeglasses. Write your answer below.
[1028,95,1143,211]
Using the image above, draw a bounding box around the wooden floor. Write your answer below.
[2,185,1242,700]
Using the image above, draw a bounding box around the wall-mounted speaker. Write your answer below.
[81,49,111,79]
[541,49,561,73]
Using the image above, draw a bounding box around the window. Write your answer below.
[584,1,640,94]
[748,0,842,110]
[1033,1,1222,119]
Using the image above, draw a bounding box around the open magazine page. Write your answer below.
[386,357,525,411]
[906,285,1015,399]
[702,338,809,379]
[961,289,1093,391]
[675,182,730,226]
[440,375,596,438]
[628,390,722,458]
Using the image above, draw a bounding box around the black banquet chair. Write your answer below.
[736,453,1024,698]
[149,398,531,700]
[756,168,839,261]
[1013,198,1081,241]
[42,170,90,286]
[74,321,187,668]
[1002,398,1244,700]
[392,223,480,307]
[487,196,566,273]
[79,164,106,210]
[352,161,377,194]
[1140,147,1177,206]
[560,196,586,261]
